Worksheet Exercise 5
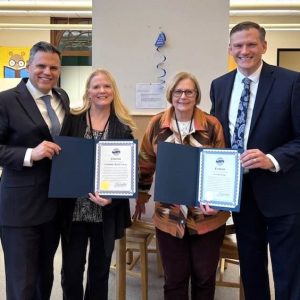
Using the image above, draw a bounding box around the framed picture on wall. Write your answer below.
[277,48,300,72]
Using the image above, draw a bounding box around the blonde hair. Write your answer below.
[165,71,201,105]
[71,69,136,130]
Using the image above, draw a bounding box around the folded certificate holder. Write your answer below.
[49,136,138,198]
[154,141,242,212]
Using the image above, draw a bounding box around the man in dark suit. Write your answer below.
[0,41,69,299]
[210,21,300,300]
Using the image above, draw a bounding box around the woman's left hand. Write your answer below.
[200,203,218,215]
[88,193,112,207]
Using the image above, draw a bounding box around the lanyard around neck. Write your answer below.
[174,111,194,144]
[87,109,110,141]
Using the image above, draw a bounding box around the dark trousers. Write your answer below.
[233,177,300,300]
[1,219,60,300]
[156,225,225,300]
[61,222,113,300]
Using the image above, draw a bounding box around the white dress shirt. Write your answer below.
[228,62,279,172]
[24,80,65,167]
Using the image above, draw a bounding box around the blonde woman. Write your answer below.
[60,69,135,300]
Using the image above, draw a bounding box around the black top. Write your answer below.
[59,110,133,256]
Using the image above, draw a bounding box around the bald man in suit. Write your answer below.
[0,41,70,300]
[210,22,300,300]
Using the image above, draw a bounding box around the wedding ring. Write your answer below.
[253,158,257,163]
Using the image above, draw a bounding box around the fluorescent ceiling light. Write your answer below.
[0,23,92,30]
[0,2,91,11]
[1,0,300,31]
[230,0,300,10]
[229,23,300,31]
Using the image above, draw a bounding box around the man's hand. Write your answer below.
[240,149,274,170]
[31,141,61,161]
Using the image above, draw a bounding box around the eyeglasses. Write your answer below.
[172,89,196,98]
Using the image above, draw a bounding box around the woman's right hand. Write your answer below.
[88,193,112,207]
[132,192,150,220]
[200,203,218,215]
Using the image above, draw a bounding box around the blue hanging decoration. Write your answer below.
[155,32,166,84]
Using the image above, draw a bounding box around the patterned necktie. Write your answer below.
[41,95,61,137]
[231,77,251,150]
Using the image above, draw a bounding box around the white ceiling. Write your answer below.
[0,0,300,17]
[0,0,300,30]
[0,0,92,17]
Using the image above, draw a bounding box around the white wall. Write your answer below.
[60,66,92,108]
[0,78,21,92]
[2,14,300,110]
[93,0,230,114]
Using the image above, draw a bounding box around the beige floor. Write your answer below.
[0,240,274,300]
[0,202,274,300]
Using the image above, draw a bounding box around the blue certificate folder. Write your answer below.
[48,136,138,198]
[154,141,242,212]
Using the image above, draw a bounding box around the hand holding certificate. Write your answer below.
[48,136,137,198]
[94,140,137,197]
[154,142,242,211]
[197,149,242,211]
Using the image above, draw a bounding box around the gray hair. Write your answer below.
[28,41,61,64]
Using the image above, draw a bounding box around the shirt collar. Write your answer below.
[161,106,208,131]
[26,79,53,100]
[236,61,263,84]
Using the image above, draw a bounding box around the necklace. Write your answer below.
[174,109,194,144]
[87,109,110,141]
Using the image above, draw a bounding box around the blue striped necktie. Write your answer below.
[231,77,251,150]
[41,95,61,137]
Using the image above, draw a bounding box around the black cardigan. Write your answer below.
[60,111,133,256]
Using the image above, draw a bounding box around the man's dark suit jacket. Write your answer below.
[210,62,300,217]
[0,78,70,226]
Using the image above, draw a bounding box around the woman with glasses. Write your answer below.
[60,69,135,300]
[133,72,230,300]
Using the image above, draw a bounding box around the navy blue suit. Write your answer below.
[210,62,300,299]
[0,78,70,299]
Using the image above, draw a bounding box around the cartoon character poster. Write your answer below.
[0,47,30,78]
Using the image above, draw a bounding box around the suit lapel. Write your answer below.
[16,80,70,140]
[53,88,70,133]
[16,80,52,139]
[248,63,275,139]
[221,71,236,147]
[53,88,69,112]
